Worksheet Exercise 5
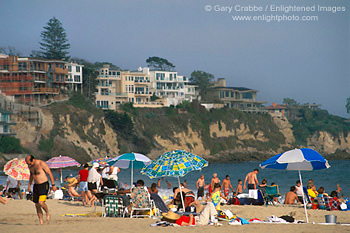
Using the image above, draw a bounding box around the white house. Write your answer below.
[142,67,198,106]
[65,62,83,93]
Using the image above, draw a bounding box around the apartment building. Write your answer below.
[95,65,164,110]
[66,62,83,93]
[0,54,68,104]
[142,67,198,106]
[0,107,16,136]
[204,78,266,113]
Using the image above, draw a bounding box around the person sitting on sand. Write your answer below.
[66,176,81,197]
[284,186,301,205]
[165,202,218,226]
[307,185,318,199]
[0,189,7,204]
[148,183,158,194]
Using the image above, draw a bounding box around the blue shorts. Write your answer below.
[79,181,88,192]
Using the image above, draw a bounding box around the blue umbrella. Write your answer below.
[260,148,330,223]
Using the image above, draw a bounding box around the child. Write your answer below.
[236,179,243,195]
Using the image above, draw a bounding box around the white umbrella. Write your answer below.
[108,152,151,186]
[260,148,330,223]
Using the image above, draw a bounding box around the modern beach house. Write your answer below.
[202,78,266,113]
[95,65,165,110]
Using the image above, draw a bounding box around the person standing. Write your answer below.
[25,155,57,225]
[210,173,220,195]
[196,174,205,199]
[87,163,103,207]
[243,168,259,190]
[221,175,234,197]
[78,163,90,206]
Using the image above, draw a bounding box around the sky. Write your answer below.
[1,0,349,117]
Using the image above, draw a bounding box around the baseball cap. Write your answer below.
[93,163,99,168]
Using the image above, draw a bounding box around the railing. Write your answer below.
[134,80,150,83]
[97,75,121,79]
[134,91,152,95]
[96,84,111,87]
[33,87,59,93]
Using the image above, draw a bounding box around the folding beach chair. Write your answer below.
[129,188,155,218]
[264,185,280,205]
[103,195,126,217]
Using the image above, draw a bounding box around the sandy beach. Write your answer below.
[0,199,349,233]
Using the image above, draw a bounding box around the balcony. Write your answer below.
[97,75,121,79]
[33,87,59,94]
[134,91,152,95]
[96,84,112,87]
[134,79,150,83]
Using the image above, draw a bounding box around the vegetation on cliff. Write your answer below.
[291,108,350,145]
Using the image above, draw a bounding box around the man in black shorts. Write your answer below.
[26,155,56,225]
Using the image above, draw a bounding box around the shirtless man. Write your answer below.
[243,168,259,190]
[284,186,301,204]
[210,173,220,195]
[25,155,57,225]
[221,175,234,197]
[196,174,205,199]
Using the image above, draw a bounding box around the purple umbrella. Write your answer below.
[46,155,80,183]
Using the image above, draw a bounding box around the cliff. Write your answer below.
[2,98,349,166]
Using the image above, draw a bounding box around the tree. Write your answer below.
[146,56,175,71]
[190,70,215,94]
[283,98,298,106]
[346,97,350,114]
[0,46,21,56]
[0,136,23,153]
[39,17,70,60]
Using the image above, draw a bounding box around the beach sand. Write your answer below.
[0,199,349,233]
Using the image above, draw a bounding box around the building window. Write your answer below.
[56,75,59,82]
[242,92,253,99]
[60,64,63,68]
[55,64,59,68]
[225,91,229,98]
[76,66,80,72]
[74,75,81,82]
[68,66,72,72]
[169,74,172,81]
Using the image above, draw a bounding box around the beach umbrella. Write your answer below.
[141,150,208,211]
[87,157,111,166]
[46,155,80,183]
[3,158,30,180]
[260,148,330,223]
[108,152,151,186]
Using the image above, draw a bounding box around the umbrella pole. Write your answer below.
[177,177,185,212]
[299,169,309,223]
[131,161,133,187]
[60,168,63,184]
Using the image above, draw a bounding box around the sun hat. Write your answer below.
[162,211,180,220]
[93,163,99,168]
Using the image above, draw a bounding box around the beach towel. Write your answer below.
[249,189,258,199]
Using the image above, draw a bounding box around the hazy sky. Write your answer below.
[1,0,349,117]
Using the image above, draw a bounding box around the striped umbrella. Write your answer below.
[46,155,80,183]
[260,148,330,223]
[4,158,30,180]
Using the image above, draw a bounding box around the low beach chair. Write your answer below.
[103,195,126,217]
[264,185,280,205]
[129,188,155,218]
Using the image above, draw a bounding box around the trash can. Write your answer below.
[325,215,337,224]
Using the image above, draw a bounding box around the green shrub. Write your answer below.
[0,136,23,153]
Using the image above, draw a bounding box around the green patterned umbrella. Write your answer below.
[141,150,208,210]
[141,150,208,178]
